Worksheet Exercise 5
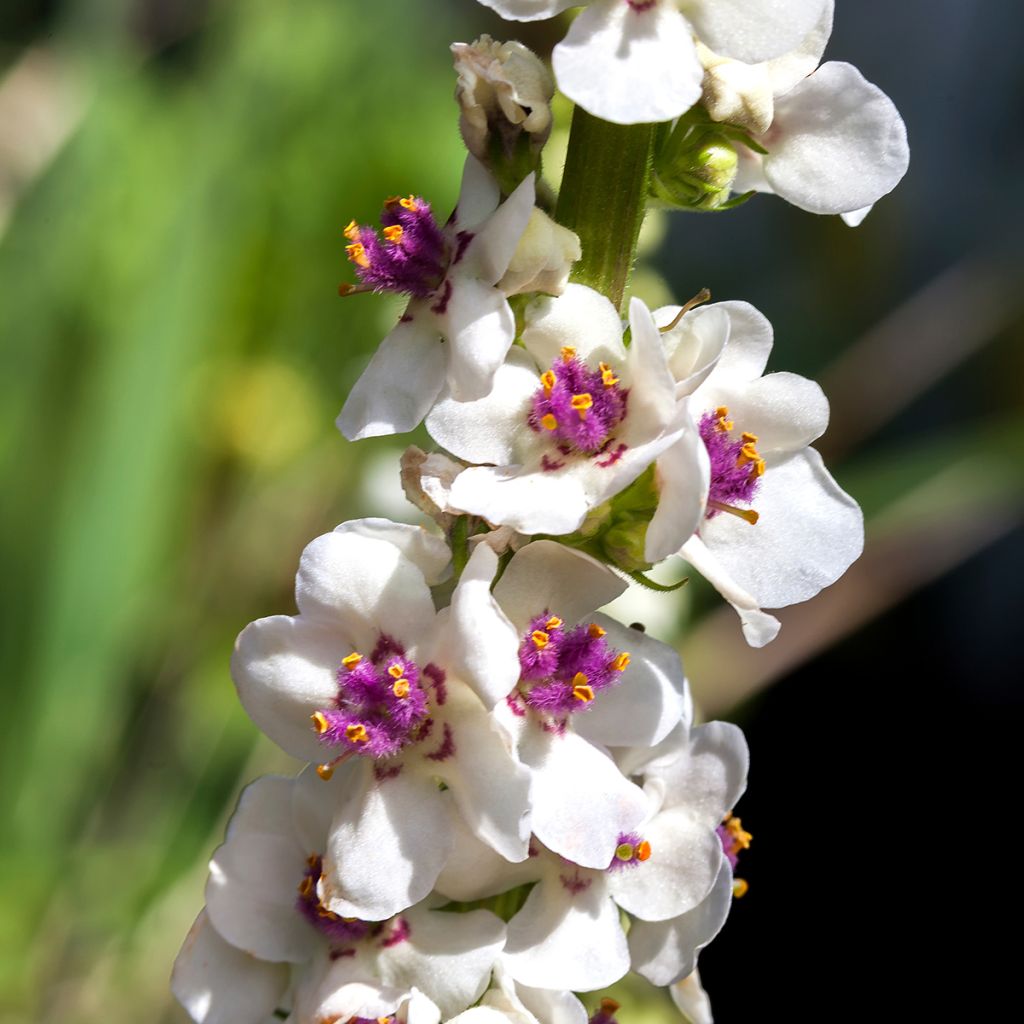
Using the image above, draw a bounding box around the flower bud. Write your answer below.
[651,126,739,212]
[697,44,774,136]
[601,517,652,574]
[498,208,581,298]
[452,36,554,192]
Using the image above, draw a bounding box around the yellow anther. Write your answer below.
[560,346,576,363]
[733,878,750,898]
[708,500,760,525]
[399,195,418,210]
[571,672,594,702]
[599,362,619,388]
[342,652,363,670]
[741,431,759,444]
[346,242,369,268]
[714,405,734,432]
[298,876,315,898]
[316,763,335,781]
[388,664,404,678]
[637,840,652,861]
[737,442,761,466]
[310,711,330,735]
[588,622,606,639]
[541,370,556,395]
[715,405,730,417]
[383,224,404,243]
[600,1000,621,1016]
[612,652,631,672]
[392,678,410,698]
[615,842,635,861]
[346,723,369,744]
[545,616,562,630]
[725,815,753,850]
[306,854,319,869]
[541,413,558,431]
[571,393,593,419]
[344,220,360,241]
[532,630,550,649]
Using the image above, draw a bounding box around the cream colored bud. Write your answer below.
[498,208,581,298]
[452,36,554,162]
[697,43,774,136]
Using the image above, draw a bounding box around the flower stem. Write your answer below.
[556,106,655,312]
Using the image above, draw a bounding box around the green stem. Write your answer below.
[556,106,655,313]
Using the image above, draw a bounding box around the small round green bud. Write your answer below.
[602,518,652,574]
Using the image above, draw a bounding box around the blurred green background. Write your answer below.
[1,1,1021,1021]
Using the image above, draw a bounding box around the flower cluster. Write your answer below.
[174,4,903,1023]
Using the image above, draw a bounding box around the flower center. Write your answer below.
[608,831,652,871]
[514,613,630,718]
[342,195,452,299]
[310,633,446,772]
[296,854,373,944]
[699,406,764,524]
[529,348,628,459]
[717,812,752,898]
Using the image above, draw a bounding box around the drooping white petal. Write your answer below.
[624,297,679,439]
[512,982,588,1024]
[449,544,521,709]
[435,812,541,902]
[629,864,733,986]
[172,911,289,1024]
[337,314,446,440]
[493,540,626,632]
[231,614,352,763]
[443,277,517,402]
[699,448,863,608]
[700,371,829,454]
[670,968,715,1024]
[645,429,709,563]
[504,875,629,990]
[206,777,319,964]
[454,155,501,230]
[654,303,730,397]
[764,0,834,95]
[377,906,506,1019]
[554,0,703,125]
[764,61,909,215]
[841,204,873,228]
[699,301,773,383]
[574,614,686,749]
[520,283,625,369]
[431,681,532,861]
[474,0,576,22]
[426,348,539,466]
[332,520,451,586]
[295,531,436,654]
[522,727,647,869]
[679,536,780,647]
[465,173,537,286]
[685,0,829,64]
[322,766,455,921]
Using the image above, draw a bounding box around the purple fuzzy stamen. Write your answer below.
[717,815,752,869]
[607,831,650,871]
[529,353,627,457]
[345,196,450,299]
[699,408,763,517]
[296,855,372,945]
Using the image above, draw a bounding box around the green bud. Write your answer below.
[651,118,740,212]
[601,516,652,574]
[577,501,613,539]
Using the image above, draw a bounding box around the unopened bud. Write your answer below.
[697,44,774,136]
[499,208,581,298]
[602,517,652,574]
[652,126,739,212]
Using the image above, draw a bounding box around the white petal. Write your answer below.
[172,911,289,1024]
[686,0,829,64]
[699,448,863,608]
[629,864,733,986]
[645,429,708,563]
[475,0,576,21]
[699,301,773,384]
[764,62,909,215]
[291,762,357,855]
[679,536,780,647]
[606,807,722,921]
[624,297,678,438]
[333,519,451,586]
[700,371,829,454]
[426,348,538,466]
[523,728,647,869]
[493,540,626,632]
[520,283,625,369]
[453,155,500,230]
[764,0,834,95]
[513,984,587,1024]
[574,614,686,748]
[431,681,532,861]
[841,204,873,228]
[465,173,537,286]
[449,543,521,708]
[435,813,541,902]
[337,314,445,440]
[231,614,352,763]
[554,1,703,125]
[443,277,516,402]
[670,968,715,1024]
[653,303,730,397]
[206,777,319,964]
[504,876,628,990]
[295,530,436,654]
[322,766,455,921]
[379,906,506,1019]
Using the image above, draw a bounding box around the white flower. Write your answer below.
[230,519,532,920]
[475,1,832,125]
[427,284,687,538]
[652,299,864,645]
[337,157,535,440]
